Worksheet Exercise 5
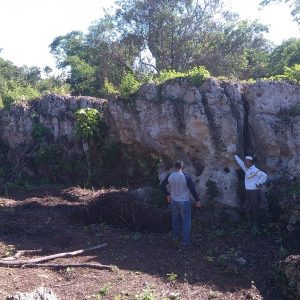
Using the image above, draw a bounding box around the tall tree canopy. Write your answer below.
[49,0,277,95]
[269,38,300,74]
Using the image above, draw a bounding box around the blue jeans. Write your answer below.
[170,200,191,245]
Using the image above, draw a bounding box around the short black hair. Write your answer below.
[175,160,184,169]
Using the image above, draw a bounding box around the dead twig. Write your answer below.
[0,243,107,267]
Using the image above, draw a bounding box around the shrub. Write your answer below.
[119,72,141,98]
[283,64,300,82]
[74,108,101,140]
[100,78,119,97]
[187,66,211,87]
[2,84,40,107]
[154,69,185,84]
[268,64,300,83]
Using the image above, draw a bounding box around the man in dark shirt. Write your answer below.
[160,160,201,247]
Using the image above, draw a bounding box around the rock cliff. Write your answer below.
[107,78,300,208]
[0,79,299,209]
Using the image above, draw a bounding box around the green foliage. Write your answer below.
[34,143,63,166]
[166,272,178,282]
[74,108,101,140]
[268,38,300,75]
[2,84,40,107]
[32,123,50,141]
[95,284,111,299]
[153,66,210,86]
[65,55,98,95]
[154,70,185,84]
[100,78,119,97]
[283,64,300,82]
[134,289,155,300]
[0,56,71,108]
[188,66,211,87]
[38,77,70,96]
[206,179,220,201]
[119,72,141,98]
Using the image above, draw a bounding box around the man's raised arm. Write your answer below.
[234,155,247,172]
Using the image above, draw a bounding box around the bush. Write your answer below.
[154,69,185,84]
[74,108,102,140]
[268,64,300,83]
[283,64,300,82]
[2,84,40,107]
[188,66,211,87]
[100,78,119,97]
[119,72,141,98]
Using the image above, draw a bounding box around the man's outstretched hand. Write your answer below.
[195,201,201,208]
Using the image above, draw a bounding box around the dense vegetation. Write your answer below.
[0,0,299,106]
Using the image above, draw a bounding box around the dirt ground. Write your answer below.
[0,186,291,300]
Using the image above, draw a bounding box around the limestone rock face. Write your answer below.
[244,81,300,180]
[0,94,106,150]
[107,78,300,208]
[1,79,299,210]
[107,78,245,207]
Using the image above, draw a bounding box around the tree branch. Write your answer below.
[0,243,107,267]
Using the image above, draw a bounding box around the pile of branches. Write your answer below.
[72,190,171,233]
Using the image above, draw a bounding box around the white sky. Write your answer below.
[0,0,299,71]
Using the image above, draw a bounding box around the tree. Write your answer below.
[191,18,271,79]
[113,0,226,72]
[269,38,300,75]
[49,0,275,91]
[74,108,103,185]
[49,31,86,68]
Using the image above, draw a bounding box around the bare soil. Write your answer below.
[0,186,289,300]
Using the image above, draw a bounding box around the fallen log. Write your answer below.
[0,243,108,267]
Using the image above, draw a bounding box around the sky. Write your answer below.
[0,0,299,71]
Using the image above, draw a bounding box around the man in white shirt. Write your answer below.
[234,155,267,233]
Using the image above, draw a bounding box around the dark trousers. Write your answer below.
[245,189,261,226]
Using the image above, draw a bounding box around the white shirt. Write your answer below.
[234,155,267,190]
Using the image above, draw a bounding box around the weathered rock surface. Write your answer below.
[107,78,300,208]
[0,94,106,149]
[244,81,300,179]
[6,287,58,300]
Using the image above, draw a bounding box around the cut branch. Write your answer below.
[19,263,113,270]
[0,243,107,267]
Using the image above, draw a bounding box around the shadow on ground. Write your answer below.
[0,187,288,300]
